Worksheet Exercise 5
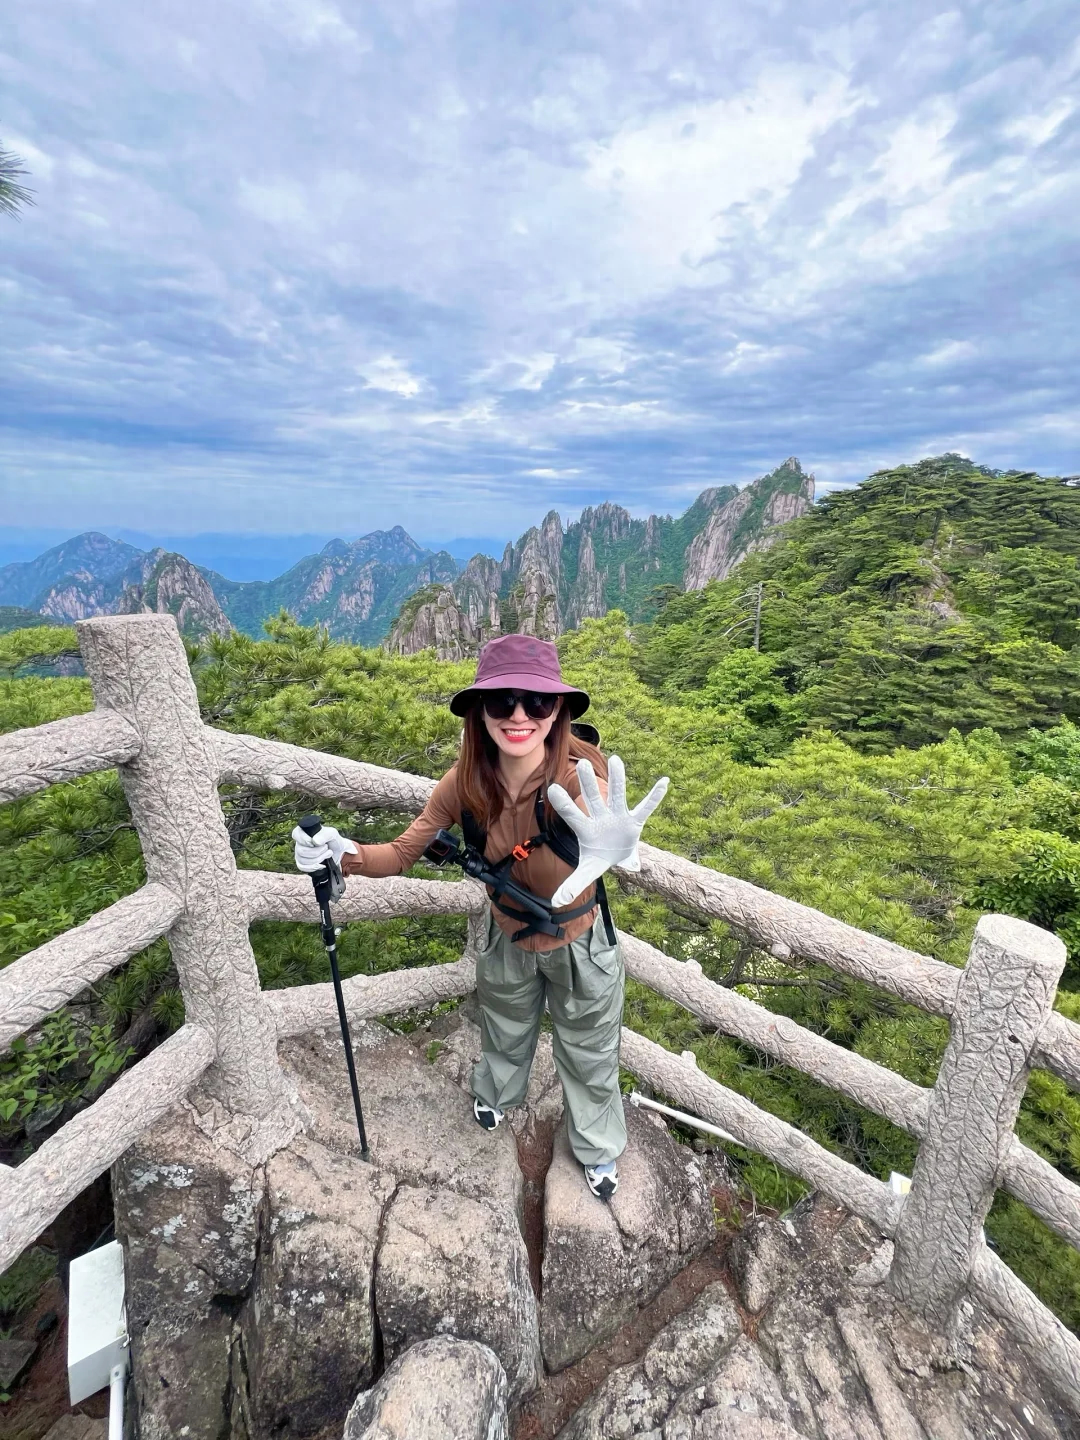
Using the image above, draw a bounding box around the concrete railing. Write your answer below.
[0,615,1078,1413]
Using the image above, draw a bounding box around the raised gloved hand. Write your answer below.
[547,756,669,909]
[291,823,358,874]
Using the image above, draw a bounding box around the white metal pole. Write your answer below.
[628,1089,739,1145]
[108,1362,126,1440]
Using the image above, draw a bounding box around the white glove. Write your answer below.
[547,756,669,909]
[291,824,358,874]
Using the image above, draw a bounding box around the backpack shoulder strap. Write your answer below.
[460,807,487,855]
[570,721,601,747]
[534,788,579,867]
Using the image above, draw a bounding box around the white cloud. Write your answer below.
[1005,98,1075,148]
[920,340,978,368]
[3,133,55,179]
[513,353,557,391]
[357,355,422,398]
[565,337,631,375]
[581,67,865,292]
[238,180,313,228]
[723,341,802,373]
[855,101,956,213]
[255,0,368,50]
[476,352,558,391]
[417,401,499,430]
[558,399,684,430]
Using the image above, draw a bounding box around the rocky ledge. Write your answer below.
[556,1197,1080,1440]
[112,1009,1078,1440]
[113,1011,721,1439]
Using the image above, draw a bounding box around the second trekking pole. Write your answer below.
[297,813,370,1160]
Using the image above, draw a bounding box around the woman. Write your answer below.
[293,634,668,1201]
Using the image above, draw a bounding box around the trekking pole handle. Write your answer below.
[297,814,346,907]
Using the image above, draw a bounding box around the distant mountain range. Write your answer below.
[387,459,814,657]
[209,530,457,643]
[0,528,455,645]
[0,528,509,576]
[0,535,234,640]
[0,460,814,648]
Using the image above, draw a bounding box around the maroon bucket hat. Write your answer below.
[449,634,590,718]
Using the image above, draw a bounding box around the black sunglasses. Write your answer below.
[481,690,560,721]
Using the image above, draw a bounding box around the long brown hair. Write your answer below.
[457,698,606,831]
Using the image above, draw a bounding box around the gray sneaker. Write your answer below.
[473,1097,504,1131]
[585,1160,618,1200]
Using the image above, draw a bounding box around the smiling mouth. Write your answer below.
[501,727,535,742]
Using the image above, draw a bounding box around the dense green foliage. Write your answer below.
[0,625,80,678]
[639,456,1080,753]
[0,609,53,636]
[2,457,1079,1328]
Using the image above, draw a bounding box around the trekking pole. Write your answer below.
[297,814,370,1160]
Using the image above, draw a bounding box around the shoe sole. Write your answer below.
[585,1174,618,1202]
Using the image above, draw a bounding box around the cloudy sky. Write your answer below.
[2,0,1078,546]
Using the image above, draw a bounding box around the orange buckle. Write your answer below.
[511,843,533,862]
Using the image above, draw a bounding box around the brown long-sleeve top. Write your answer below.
[342,756,608,952]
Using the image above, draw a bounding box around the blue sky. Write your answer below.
[2,0,1078,543]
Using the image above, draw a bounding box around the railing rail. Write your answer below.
[0,614,1078,1415]
[617,930,1080,1253]
[0,709,141,804]
[0,883,184,1049]
[237,868,488,924]
[0,1022,215,1266]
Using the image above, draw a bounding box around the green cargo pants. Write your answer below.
[469,907,627,1167]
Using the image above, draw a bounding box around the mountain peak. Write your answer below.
[0,531,146,611]
[683,462,814,591]
[116,551,232,638]
[694,485,740,511]
[388,463,814,657]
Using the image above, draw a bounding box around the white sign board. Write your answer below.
[68,1241,128,1405]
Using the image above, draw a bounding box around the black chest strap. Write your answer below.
[461,791,616,946]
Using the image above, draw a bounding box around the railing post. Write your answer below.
[888,913,1066,1331]
[76,615,303,1161]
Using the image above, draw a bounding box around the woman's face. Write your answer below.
[481,693,561,766]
